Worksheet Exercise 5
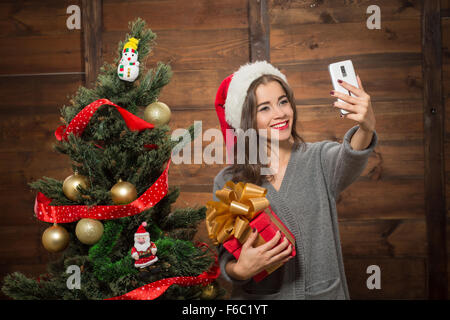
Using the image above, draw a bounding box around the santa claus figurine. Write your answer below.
[131,222,158,268]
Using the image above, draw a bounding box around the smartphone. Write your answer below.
[328,60,359,115]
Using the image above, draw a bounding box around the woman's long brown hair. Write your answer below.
[224,74,305,186]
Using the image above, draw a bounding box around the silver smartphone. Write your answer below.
[328,60,359,115]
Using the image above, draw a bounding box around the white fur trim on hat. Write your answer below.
[224,61,288,129]
[135,232,149,239]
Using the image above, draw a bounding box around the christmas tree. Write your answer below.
[2,18,222,300]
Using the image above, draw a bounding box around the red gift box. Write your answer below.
[223,206,296,282]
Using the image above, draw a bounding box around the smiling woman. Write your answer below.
[216,63,305,186]
[212,60,378,300]
[254,81,294,142]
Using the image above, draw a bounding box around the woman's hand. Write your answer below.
[330,75,376,133]
[227,229,293,281]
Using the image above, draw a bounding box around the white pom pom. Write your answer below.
[142,222,147,227]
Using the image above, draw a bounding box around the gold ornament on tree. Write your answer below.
[143,101,171,126]
[200,282,219,300]
[62,171,89,201]
[42,224,70,253]
[75,218,104,245]
[110,179,138,205]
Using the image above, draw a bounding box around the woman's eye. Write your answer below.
[280,99,289,105]
[258,106,269,112]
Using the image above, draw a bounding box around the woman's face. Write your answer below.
[255,80,294,142]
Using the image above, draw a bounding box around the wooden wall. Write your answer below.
[444,0,450,303]
[270,0,426,299]
[0,0,448,300]
[0,0,84,298]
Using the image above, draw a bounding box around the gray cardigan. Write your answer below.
[213,125,378,300]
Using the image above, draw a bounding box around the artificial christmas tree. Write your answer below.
[2,18,222,300]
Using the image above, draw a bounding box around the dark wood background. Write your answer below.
[0,0,448,300]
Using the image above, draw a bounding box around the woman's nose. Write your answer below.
[272,105,286,118]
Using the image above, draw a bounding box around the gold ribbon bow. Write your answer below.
[205,181,270,245]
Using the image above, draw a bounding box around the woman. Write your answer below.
[212,61,377,300]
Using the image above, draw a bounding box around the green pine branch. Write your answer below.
[3,17,222,300]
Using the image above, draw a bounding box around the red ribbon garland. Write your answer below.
[34,98,167,223]
[106,243,220,300]
[34,159,170,223]
[55,98,157,150]
[39,99,219,299]
[55,98,154,141]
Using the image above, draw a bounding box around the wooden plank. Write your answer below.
[336,180,424,220]
[270,19,421,65]
[444,18,450,220]
[0,0,83,75]
[149,69,237,109]
[422,0,448,299]
[339,219,427,258]
[445,97,450,216]
[269,0,421,25]
[298,100,424,141]
[0,74,82,111]
[102,0,248,31]
[0,114,61,152]
[0,191,49,226]
[81,0,102,88]
[102,28,249,72]
[101,0,250,76]
[0,225,48,265]
[442,0,450,17]
[441,18,450,97]
[174,191,212,208]
[0,35,82,75]
[249,0,270,61]
[0,0,81,36]
[0,74,83,155]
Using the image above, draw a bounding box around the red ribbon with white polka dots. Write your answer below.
[106,243,220,300]
[34,159,170,223]
[34,98,167,223]
[55,98,154,141]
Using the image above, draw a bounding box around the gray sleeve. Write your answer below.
[212,174,222,202]
[213,171,251,285]
[320,125,378,198]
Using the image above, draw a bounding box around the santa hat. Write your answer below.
[215,61,288,132]
[135,222,149,239]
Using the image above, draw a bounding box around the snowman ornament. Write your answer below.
[117,37,140,82]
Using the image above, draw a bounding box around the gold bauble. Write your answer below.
[63,172,89,201]
[200,282,218,300]
[75,218,104,245]
[110,179,138,205]
[42,224,70,253]
[143,101,171,126]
